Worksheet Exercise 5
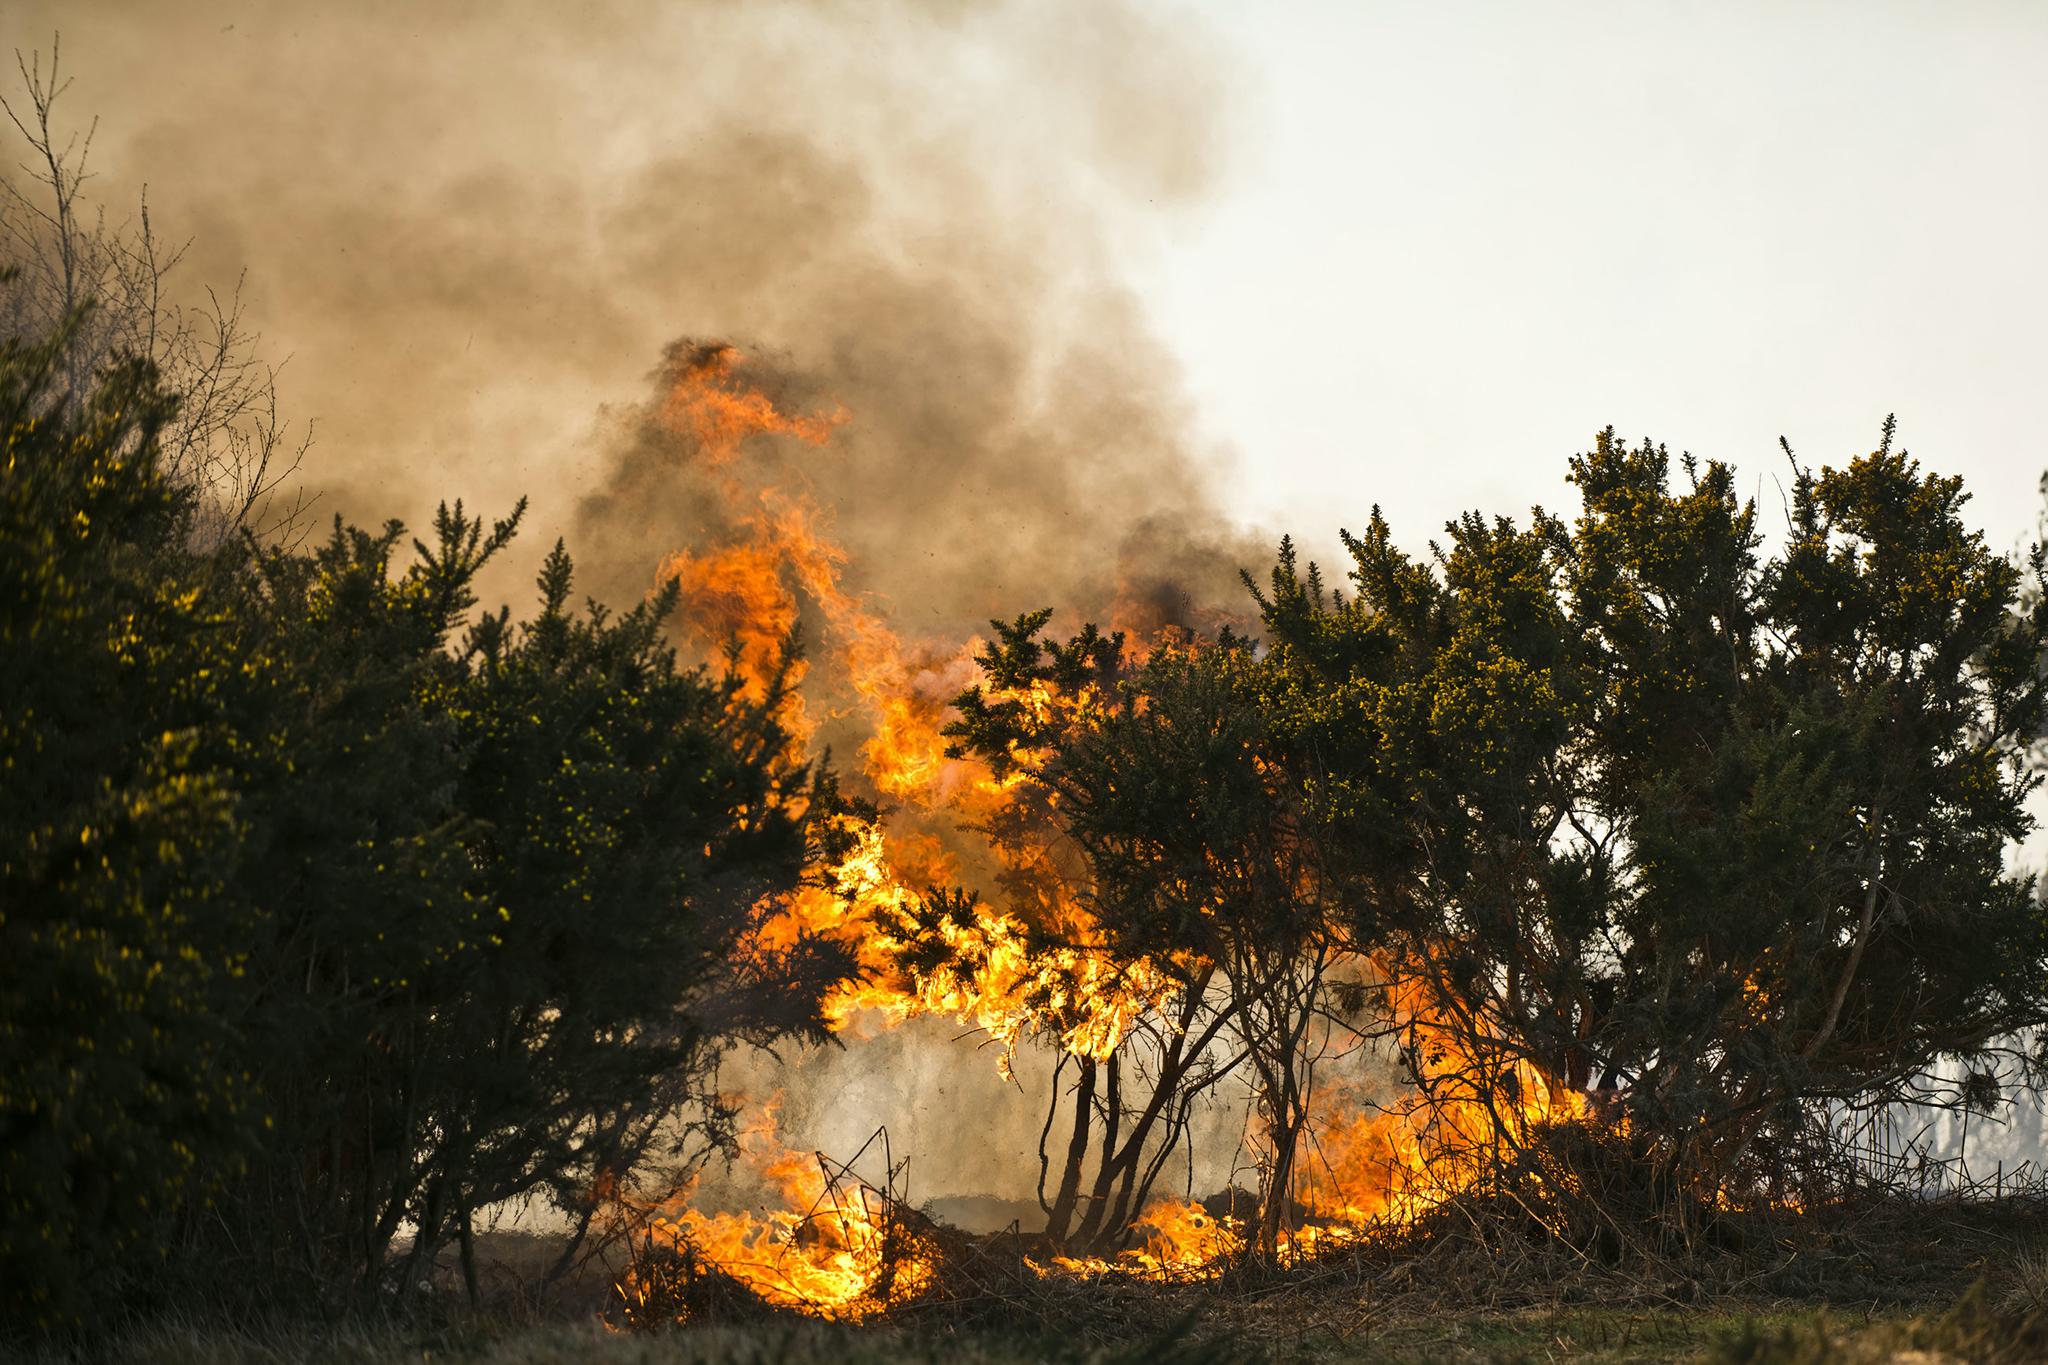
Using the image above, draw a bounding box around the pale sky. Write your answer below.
[1149,1,2048,565]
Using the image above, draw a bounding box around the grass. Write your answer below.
[10,1193,2045,1364]
[6,1319,1237,1365]
[10,1296,2035,1365]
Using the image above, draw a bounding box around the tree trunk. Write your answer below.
[1043,1059,1096,1242]
[1072,1054,1123,1244]
[458,1199,480,1307]
[1257,1063,1307,1255]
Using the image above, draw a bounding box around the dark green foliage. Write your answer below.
[0,294,853,1331]
[414,540,843,1271]
[1562,428,2048,1182]
[203,503,527,1295]
[956,422,2048,1237]
[198,515,850,1306]
[0,303,253,1328]
[1254,426,2048,1199]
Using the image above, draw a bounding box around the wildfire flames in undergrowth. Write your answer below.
[607,344,1610,1324]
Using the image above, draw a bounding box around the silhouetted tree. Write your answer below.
[0,288,858,1329]
[0,296,254,1329]
[1256,427,2048,1206]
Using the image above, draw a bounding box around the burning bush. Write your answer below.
[13,214,2048,1337]
[1248,430,2048,1218]
[577,337,2048,1320]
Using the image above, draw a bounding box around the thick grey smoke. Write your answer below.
[8,0,1276,1206]
[10,0,1263,631]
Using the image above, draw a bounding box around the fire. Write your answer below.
[1035,1198,1248,1280]
[614,1102,936,1323]
[659,343,848,465]
[1297,967,1602,1229]
[643,342,1179,1069]
[612,341,1620,1321]
[822,877,1179,1066]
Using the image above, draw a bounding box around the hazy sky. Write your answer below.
[1149,1,2048,564]
[13,1,2043,570]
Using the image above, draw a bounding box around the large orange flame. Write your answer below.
[617,344,1614,1314]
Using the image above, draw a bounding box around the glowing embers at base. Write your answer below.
[613,1111,938,1326]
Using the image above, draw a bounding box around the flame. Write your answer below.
[660,343,848,465]
[797,815,1177,1073]
[614,1100,935,1323]
[647,343,1175,1063]
[1033,1198,1246,1280]
[1294,966,1602,1230]
[612,342,1634,1318]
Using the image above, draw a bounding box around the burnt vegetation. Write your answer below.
[7,55,2048,1365]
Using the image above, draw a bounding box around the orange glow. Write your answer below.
[1034,1198,1246,1280]
[646,343,1175,1068]
[1294,965,1601,1230]
[659,343,848,465]
[611,340,1626,1317]
[614,1102,935,1323]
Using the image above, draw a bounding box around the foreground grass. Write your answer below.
[9,1320,1232,1365]
[14,1204,2045,1364]
[12,1296,2041,1365]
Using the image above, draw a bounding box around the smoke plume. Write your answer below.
[11,0,1261,618]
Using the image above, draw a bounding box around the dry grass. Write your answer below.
[12,1175,2048,1364]
[1996,1248,2048,1319]
[8,1277,2043,1365]
[2,1318,1242,1365]
[1707,1283,2047,1364]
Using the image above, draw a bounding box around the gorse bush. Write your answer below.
[956,428,2048,1239]
[0,294,857,1333]
[1,293,255,1329]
